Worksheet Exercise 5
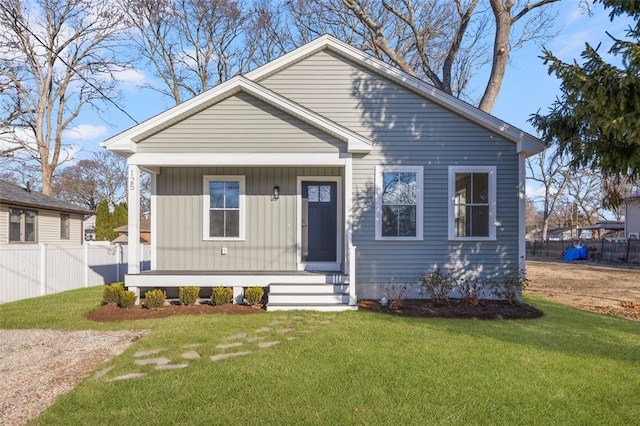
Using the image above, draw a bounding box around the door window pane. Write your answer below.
[308,185,319,202]
[319,185,331,202]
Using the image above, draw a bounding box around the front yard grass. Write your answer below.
[1,287,639,425]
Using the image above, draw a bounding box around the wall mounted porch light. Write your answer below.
[272,185,280,200]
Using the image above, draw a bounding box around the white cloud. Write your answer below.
[63,124,108,141]
[114,68,146,86]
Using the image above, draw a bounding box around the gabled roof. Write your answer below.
[102,76,373,155]
[246,35,544,156]
[0,180,93,215]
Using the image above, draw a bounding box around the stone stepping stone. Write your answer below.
[224,333,248,340]
[182,350,201,360]
[211,351,252,362]
[216,342,243,349]
[277,328,293,334]
[286,337,296,341]
[107,373,146,382]
[134,349,165,357]
[156,364,189,371]
[258,341,280,348]
[255,327,270,333]
[135,357,171,366]
[92,366,114,380]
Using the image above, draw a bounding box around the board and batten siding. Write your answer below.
[260,49,521,298]
[137,92,344,154]
[0,204,84,245]
[156,167,342,271]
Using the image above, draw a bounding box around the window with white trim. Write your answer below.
[9,208,37,243]
[60,214,70,239]
[375,166,423,240]
[203,176,245,240]
[449,166,496,240]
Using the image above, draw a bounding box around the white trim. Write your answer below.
[246,35,544,156]
[128,153,347,167]
[518,154,526,269]
[128,165,141,274]
[202,175,246,241]
[448,166,497,241]
[150,173,157,270]
[374,165,424,241]
[344,154,353,260]
[296,176,343,271]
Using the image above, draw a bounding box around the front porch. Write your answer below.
[125,265,357,311]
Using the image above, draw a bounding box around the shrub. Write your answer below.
[418,267,455,305]
[458,278,484,306]
[102,282,124,305]
[384,281,409,308]
[143,289,167,309]
[244,287,264,306]
[211,286,233,306]
[179,286,200,306]
[490,268,528,305]
[118,290,137,309]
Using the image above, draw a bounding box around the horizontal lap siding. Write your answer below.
[261,50,520,298]
[0,205,84,245]
[0,205,7,243]
[137,92,344,154]
[156,167,342,271]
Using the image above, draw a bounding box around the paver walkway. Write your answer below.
[96,313,335,382]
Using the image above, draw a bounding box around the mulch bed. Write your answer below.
[86,299,543,322]
[357,299,544,320]
[85,302,265,322]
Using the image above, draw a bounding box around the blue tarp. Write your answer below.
[562,245,588,261]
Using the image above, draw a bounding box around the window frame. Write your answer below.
[374,165,424,241]
[448,166,496,241]
[60,214,70,240]
[9,208,38,243]
[202,175,246,241]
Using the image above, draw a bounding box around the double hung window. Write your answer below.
[375,166,423,240]
[9,208,37,243]
[203,176,245,240]
[449,166,496,240]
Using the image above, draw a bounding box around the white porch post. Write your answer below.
[128,164,141,275]
[345,154,357,305]
[518,153,526,270]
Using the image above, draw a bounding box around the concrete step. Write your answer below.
[266,303,358,312]
[268,292,350,305]
[269,283,349,294]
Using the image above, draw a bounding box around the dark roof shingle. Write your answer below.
[0,180,93,215]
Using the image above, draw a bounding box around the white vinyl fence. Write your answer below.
[0,243,151,304]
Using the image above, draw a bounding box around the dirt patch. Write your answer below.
[526,258,640,321]
[358,299,543,320]
[85,302,265,322]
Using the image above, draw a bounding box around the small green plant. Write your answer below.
[143,289,167,309]
[102,282,124,305]
[179,286,200,306]
[458,278,484,306]
[117,290,137,309]
[211,286,233,306]
[384,280,410,308]
[490,268,528,305]
[418,267,455,305]
[243,287,264,306]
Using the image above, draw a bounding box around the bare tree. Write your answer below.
[0,0,130,195]
[52,151,128,210]
[526,148,572,241]
[288,0,558,111]
[123,0,247,105]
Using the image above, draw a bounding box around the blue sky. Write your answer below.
[68,1,631,158]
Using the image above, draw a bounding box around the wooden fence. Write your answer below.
[0,243,151,304]
[526,239,640,264]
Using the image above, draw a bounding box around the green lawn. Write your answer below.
[2,287,639,425]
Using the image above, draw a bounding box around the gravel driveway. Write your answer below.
[0,329,146,426]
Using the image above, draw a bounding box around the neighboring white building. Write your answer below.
[625,195,640,239]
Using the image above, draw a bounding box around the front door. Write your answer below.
[301,181,337,262]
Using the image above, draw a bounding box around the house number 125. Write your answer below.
[129,169,136,191]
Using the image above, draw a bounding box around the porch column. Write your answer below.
[128,164,141,275]
[345,154,357,305]
[518,153,526,270]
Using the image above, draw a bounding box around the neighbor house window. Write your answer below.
[375,166,423,240]
[448,166,496,240]
[203,176,245,240]
[9,208,37,243]
[60,214,70,239]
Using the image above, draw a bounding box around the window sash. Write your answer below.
[60,214,70,239]
[203,176,244,240]
[449,167,495,240]
[375,166,423,240]
[9,208,37,242]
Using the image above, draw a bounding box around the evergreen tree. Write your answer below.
[531,0,640,207]
[95,200,113,241]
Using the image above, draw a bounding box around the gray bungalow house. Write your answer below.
[0,180,92,244]
[102,35,544,310]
